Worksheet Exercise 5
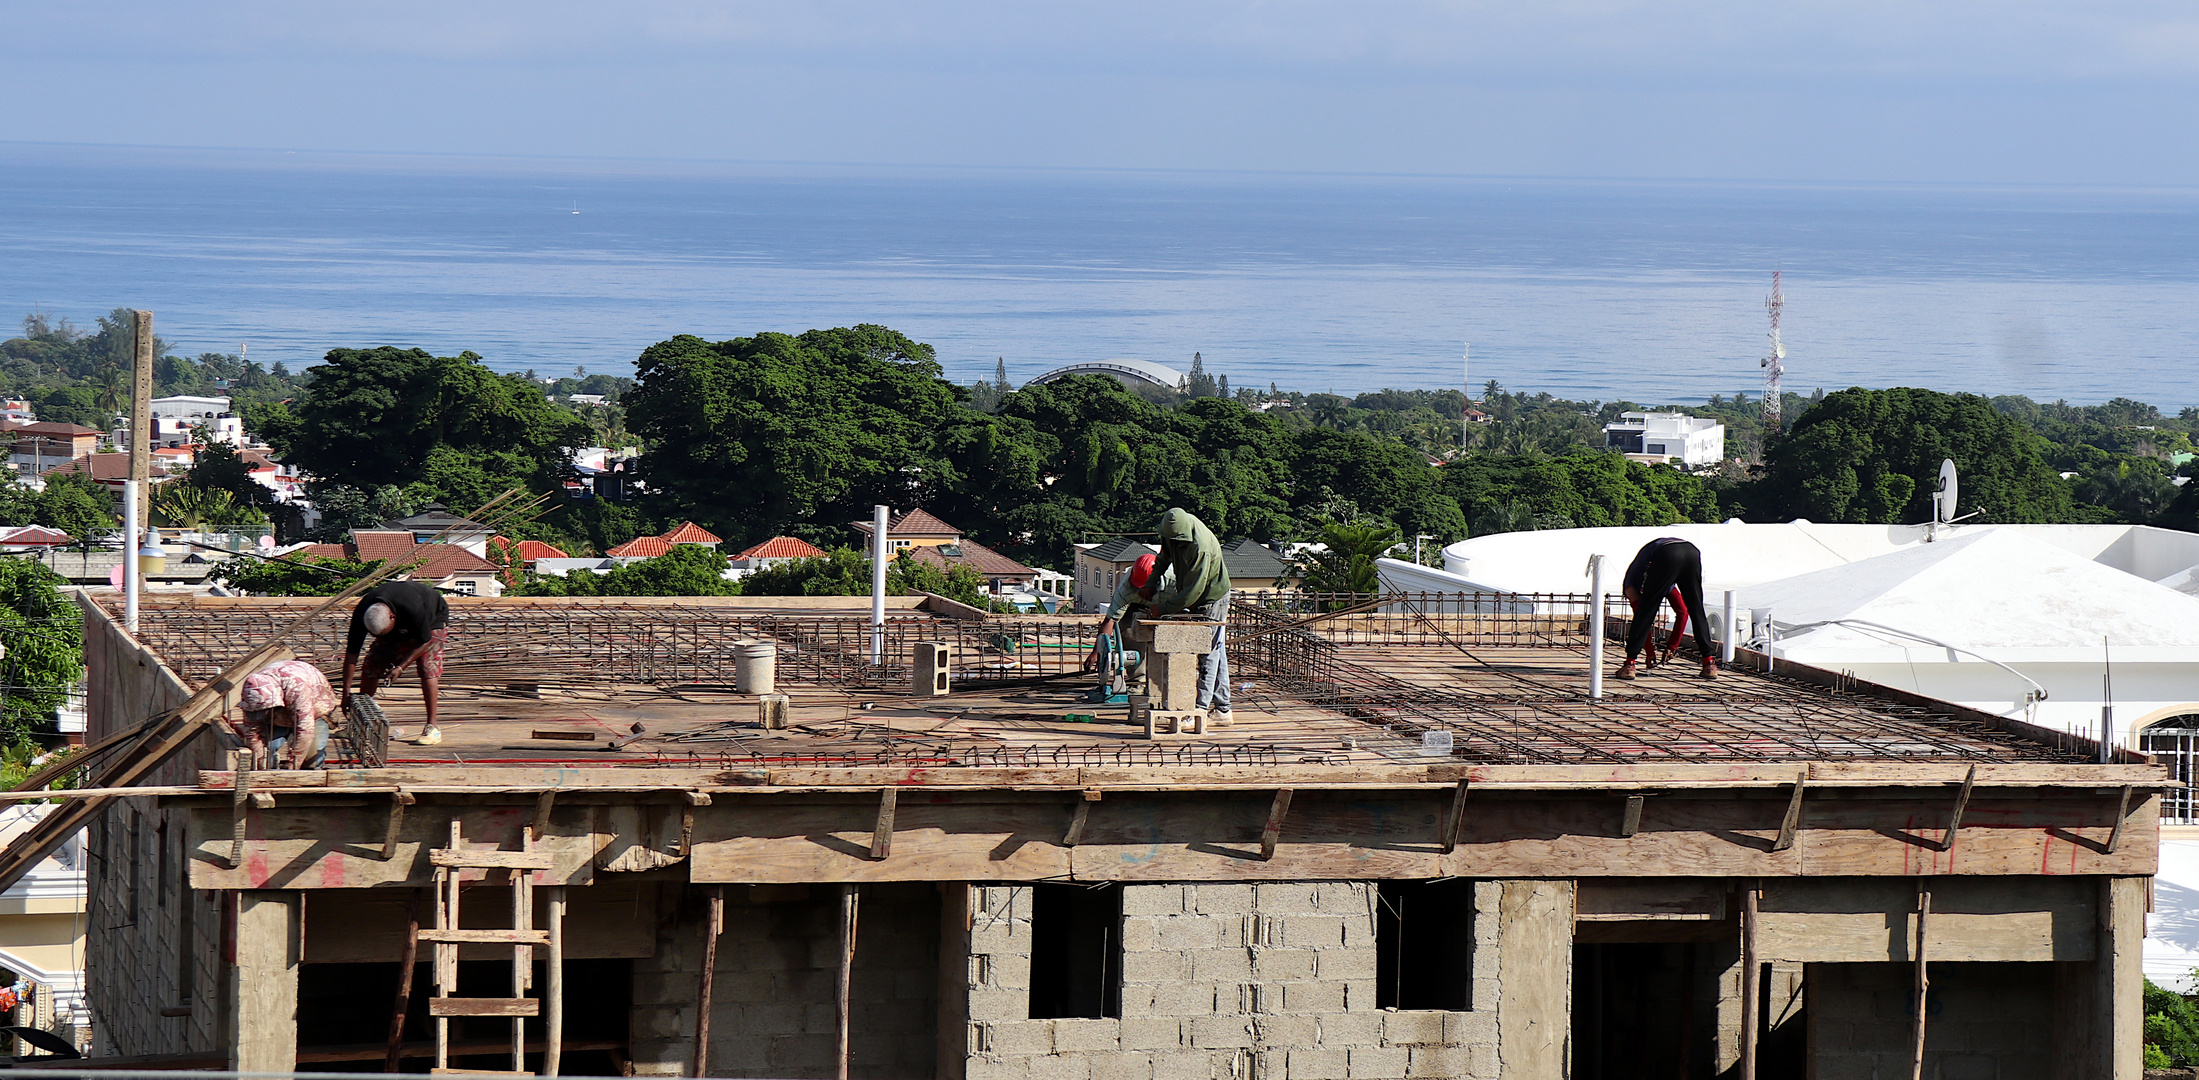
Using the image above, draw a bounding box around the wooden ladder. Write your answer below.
[417,820,566,1076]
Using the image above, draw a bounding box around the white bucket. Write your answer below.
[734,641,777,695]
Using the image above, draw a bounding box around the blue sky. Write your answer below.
[3,1,2195,183]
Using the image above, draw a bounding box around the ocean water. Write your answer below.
[4,143,2198,409]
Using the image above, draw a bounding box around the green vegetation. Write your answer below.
[740,549,997,609]
[2147,979,2199,1068]
[210,554,377,597]
[0,559,85,740]
[0,471,117,542]
[1,310,306,428]
[514,544,735,598]
[1297,520,1402,594]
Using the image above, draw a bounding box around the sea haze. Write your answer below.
[4,143,2197,409]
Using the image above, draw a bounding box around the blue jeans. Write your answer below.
[1196,594,1231,712]
[268,719,329,769]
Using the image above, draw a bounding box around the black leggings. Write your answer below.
[1625,541,1715,660]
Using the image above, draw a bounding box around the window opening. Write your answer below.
[2142,716,2199,823]
[1374,879,1474,1010]
[1029,883,1122,1019]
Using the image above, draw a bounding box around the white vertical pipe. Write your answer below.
[1722,590,1737,664]
[123,478,140,633]
[1764,608,1775,673]
[870,505,889,664]
[1586,554,1605,700]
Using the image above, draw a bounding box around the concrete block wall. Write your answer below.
[629,882,942,1079]
[1807,961,2053,1080]
[84,802,223,1057]
[959,881,1507,1080]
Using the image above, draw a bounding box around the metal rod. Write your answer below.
[693,885,721,1078]
[123,479,140,633]
[1587,556,1605,700]
[836,883,859,1080]
[384,890,419,1073]
[546,885,565,1078]
[871,506,889,665]
[1741,879,1760,1080]
[1911,882,1931,1079]
[1722,590,1737,664]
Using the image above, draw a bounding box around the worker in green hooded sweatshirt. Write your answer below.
[1150,507,1234,726]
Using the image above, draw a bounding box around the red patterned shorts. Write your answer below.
[361,627,448,690]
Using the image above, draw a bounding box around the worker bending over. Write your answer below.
[343,579,452,745]
[1089,553,1172,670]
[1618,536,1717,680]
[1151,508,1234,726]
[230,659,339,769]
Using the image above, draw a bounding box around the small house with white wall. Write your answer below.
[1602,411,1725,467]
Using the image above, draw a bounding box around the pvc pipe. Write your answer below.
[870,505,889,664]
[1586,554,1605,700]
[1721,590,1737,664]
[123,479,140,633]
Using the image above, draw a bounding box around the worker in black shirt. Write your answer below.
[1618,537,1717,680]
[343,580,452,745]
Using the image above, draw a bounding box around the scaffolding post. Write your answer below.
[1722,589,1737,664]
[1585,554,1605,700]
[123,479,140,633]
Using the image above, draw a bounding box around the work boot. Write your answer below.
[1615,659,1639,681]
[1700,657,1719,680]
[411,727,443,746]
[1208,707,1235,728]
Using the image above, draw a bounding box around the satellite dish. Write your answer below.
[1773,343,1786,360]
[1937,459,1958,524]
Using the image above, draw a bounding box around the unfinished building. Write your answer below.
[20,590,2164,1078]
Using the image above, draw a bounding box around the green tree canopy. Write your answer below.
[0,559,85,739]
[210,555,375,597]
[1746,388,2073,524]
[516,544,737,597]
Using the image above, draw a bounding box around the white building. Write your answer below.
[147,396,245,447]
[1601,411,1725,468]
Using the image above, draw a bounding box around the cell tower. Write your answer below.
[1761,271,1786,435]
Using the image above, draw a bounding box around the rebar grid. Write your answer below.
[1235,590,1616,648]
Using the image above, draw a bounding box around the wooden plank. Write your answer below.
[1939,766,1978,853]
[1754,877,2094,962]
[1620,796,1644,838]
[870,788,898,860]
[1066,792,1443,881]
[690,798,1071,884]
[303,881,656,963]
[187,803,597,889]
[1258,789,1294,861]
[429,849,556,870]
[530,730,597,742]
[1576,879,1727,921]
[429,997,540,1018]
[1063,801,1090,848]
[1772,770,1807,852]
[1442,779,1471,853]
[418,928,551,946]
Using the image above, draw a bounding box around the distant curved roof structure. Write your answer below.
[1026,358,1185,390]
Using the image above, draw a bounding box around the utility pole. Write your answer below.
[1461,342,1470,452]
[1761,273,1785,441]
[129,310,155,601]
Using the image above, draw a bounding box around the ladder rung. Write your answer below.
[430,849,556,870]
[429,997,541,1018]
[418,928,552,946]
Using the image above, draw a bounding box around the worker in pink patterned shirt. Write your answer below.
[231,659,340,769]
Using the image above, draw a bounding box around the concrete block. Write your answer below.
[1090,1053,1157,1080]
[629,971,692,1006]
[1405,1045,1470,1078]
[1288,1048,1350,1080]
[1443,1010,1496,1046]
[1251,1014,1319,1045]
[1155,917,1224,950]
[1053,1018,1122,1053]
[1313,882,1367,910]
[970,988,1032,1023]
[1147,982,1223,1016]
[1253,883,1321,914]
[1283,980,1346,1014]
[1381,1011,1447,1046]
[967,1057,1033,1080]
[1121,1017,1187,1050]
[1347,1047,1410,1079]
[1124,885,1189,916]
[990,1020,1056,1055]
[1191,885,1255,915]
[1190,949,1253,983]
[1152,1052,1223,1080]
[1938,1055,1997,1080]
[1123,950,1192,985]
[1120,917,1159,951]
[1319,1013,1385,1045]
[630,1005,689,1039]
[992,953,1035,990]
[1280,915,1348,947]
[1250,948,1316,981]
[765,1034,835,1069]
[1317,948,1378,980]
[1029,1053,1093,1080]
[1189,1016,1258,1049]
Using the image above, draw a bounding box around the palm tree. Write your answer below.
[88,366,128,425]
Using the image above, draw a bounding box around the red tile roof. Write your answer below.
[734,536,827,561]
[903,537,1035,580]
[658,521,723,545]
[5,422,101,438]
[288,537,496,578]
[851,507,963,539]
[0,525,74,546]
[607,535,672,558]
[488,536,571,564]
[46,453,138,482]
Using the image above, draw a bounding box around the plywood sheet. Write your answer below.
[187,803,598,889]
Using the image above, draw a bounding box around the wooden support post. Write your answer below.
[545,885,566,1078]
[870,787,899,860]
[531,790,557,842]
[228,749,252,869]
[226,890,301,1073]
[1442,778,1471,852]
[1259,789,1294,861]
[692,886,723,1080]
[1772,768,1808,852]
[2107,784,2135,854]
[1620,795,1644,838]
[1911,882,1931,1080]
[1064,801,1092,848]
[1740,880,1760,1080]
[381,789,415,861]
[1940,766,1977,853]
[128,309,154,569]
[836,884,860,1080]
[385,890,420,1073]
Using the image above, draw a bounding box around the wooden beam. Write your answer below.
[1940,766,1977,854]
[836,884,859,1080]
[1620,795,1644,838]
[530,791,556,842]
[2107,785,2135,854]
[382,790,416,861]
[544,886,565,1079]
[1772,769,1807,853]
[228,750,252,869]
[1442,779,1471,852]
[385,890,420,1073]
[870,787,899,860]
[1259,789,1294,862]
[427,998,540,1018]
[1741,881,1760,1080]
[693,885,722,1080]
[1911,883,1931,1080]
[1064,802,1091,848]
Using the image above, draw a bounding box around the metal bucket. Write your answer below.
[734,641,777,695]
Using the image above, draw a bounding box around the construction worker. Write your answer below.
[343,579,452,745]
[1150,508,1234,725]
[1618,537,1717,680]
[1087,552,1172,675]
[232,659,340,769]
